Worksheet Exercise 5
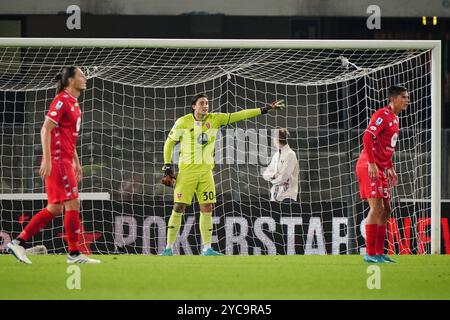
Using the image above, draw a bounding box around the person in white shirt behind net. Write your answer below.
[262,128,299,204]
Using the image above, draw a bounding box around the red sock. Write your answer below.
[365,224,378,256]
[19,208,54,241]
[64,210,80,252]
[376,224,387,255]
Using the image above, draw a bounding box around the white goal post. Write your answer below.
[0,38,441,255]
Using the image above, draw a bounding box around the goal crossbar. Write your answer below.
[0,38,441,50]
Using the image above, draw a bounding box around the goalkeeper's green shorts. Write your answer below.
[174,170,216,205]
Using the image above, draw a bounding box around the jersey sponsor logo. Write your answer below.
[50,111,57,116]
[55,101,63,110]
[391,133,398,147]
[375,117,383,126]
[370,126,377,131]
[197,132,209,145]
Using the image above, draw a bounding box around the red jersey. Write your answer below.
[360,105,399,169]
[46,91,82,161]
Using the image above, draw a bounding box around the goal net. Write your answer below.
[0,39,440,255]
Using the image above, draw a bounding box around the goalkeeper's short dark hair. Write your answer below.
[278,128,289,145]
[191,93,208,106]
[388,85,408,98]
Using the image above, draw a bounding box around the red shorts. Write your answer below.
[356,158,390,200]
[45,159,79,204]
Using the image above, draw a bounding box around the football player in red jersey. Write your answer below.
[356,85,409,263]
[7,66,100,264]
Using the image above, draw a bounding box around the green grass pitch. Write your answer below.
[0,255,449,300]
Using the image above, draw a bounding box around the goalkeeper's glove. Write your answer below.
[161,164,176,187]
[261,99,285,114]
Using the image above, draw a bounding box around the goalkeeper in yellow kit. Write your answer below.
[160,93,285,256]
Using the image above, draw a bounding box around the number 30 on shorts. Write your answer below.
[202,191,214,201]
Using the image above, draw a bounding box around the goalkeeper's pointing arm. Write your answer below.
[223,99,285,125]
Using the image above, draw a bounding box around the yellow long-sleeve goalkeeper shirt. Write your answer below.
[163,108,262,172]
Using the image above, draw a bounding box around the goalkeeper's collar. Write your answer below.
[191,112,210,122]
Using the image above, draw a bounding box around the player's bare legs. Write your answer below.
[174,203,186,213]
[47,203,64,216]
[366,198,384,225]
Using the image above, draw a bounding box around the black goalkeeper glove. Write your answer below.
[161,164,176,187]
[260,99,285,114]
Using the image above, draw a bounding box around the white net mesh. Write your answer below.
[0,42,433,255]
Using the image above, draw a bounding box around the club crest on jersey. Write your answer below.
[393,119,398,124]
[375,117,383,126]
[55,101,63,110]
[75,102,79,107]
[205,122,211,129]
[177,193,182,199]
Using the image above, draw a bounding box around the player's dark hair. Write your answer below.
[278,128,289,146]
[388,85,407,99]
[191,93,208,112]
[55,66,78,93]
